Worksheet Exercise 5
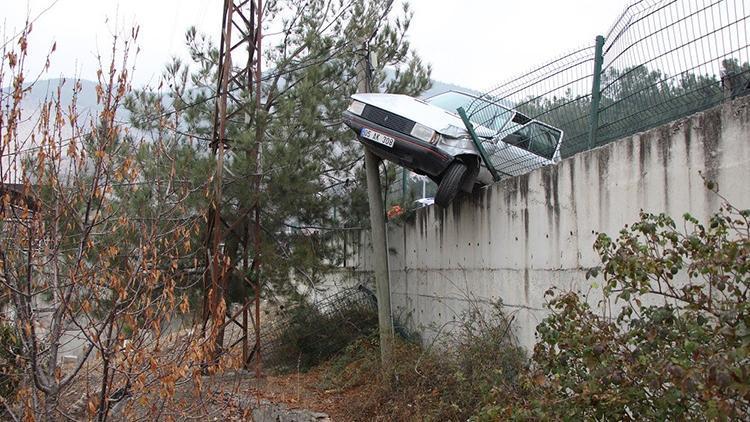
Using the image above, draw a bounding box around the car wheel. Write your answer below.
[435,161,467,207]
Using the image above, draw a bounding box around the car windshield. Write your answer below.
[426,91,514,132]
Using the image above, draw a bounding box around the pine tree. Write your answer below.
[125,0,431,305]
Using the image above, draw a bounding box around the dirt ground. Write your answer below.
[242,367,367,421]
[51,306,380,421]
[155,364,375,421]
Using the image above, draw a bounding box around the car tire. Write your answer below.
[435,161,467,208]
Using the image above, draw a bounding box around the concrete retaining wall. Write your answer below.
[352,97,750,350]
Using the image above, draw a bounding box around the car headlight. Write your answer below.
[410,123,436,143]
[438,134,474,150]
[347,100,365,115]
[440,124,470,139]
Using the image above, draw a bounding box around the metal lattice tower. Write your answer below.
[211,0,256,150]
[203,0,263,376]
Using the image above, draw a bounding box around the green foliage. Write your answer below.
[517,88,593,159]
[0,321,21,399]
[478,202,750,420]
[596,63,726,147]
[125,0,432,302]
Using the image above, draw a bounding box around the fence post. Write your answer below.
[457,107,502,182]
[588,35,605,150]
[401,167,407,206]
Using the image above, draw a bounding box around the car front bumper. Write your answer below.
[343,111,454,179]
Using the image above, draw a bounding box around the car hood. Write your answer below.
[351,93,494,138]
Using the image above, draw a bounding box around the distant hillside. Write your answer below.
[379,68,479,99]
[2,78,130,145]
[4,74,478,133]
[3,75,473,185]
[2,78,103,139]
[3,78,100,114]
[0,79,105,182]
[420,79,480,99]
[2,73,479,138]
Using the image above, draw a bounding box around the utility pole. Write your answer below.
[251,0,263,378]
[358,43,394,374]
[203,0,236,365]
[203,0,260,372]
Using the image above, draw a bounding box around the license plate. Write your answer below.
[361,128,395,148]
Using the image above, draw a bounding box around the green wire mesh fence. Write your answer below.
[462,0,749,179]
[596,0,749,146]
[259,285,378,371]
[465,46,596,175]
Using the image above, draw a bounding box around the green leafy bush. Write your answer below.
[479,203,750,420]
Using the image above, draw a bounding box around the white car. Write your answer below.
[343,90,563,207]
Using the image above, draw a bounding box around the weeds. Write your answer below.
[316,197,750,421]
[321,302,527,421]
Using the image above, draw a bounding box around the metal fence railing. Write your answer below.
[259,285,377,370]
[462,0,749,179]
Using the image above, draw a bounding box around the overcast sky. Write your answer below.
[4,0,631,91]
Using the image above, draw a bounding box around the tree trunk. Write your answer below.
[42,389,59,422]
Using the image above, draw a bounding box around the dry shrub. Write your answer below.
[265,293,378,372]
[0,23,237,421]
[321,303,527,421]
[0,321,22,403]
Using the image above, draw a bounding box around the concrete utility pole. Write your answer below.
[358,44,394,373]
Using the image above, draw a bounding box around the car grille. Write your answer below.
[361,105,416,135]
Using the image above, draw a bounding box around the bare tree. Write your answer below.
[0,24,226,421]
